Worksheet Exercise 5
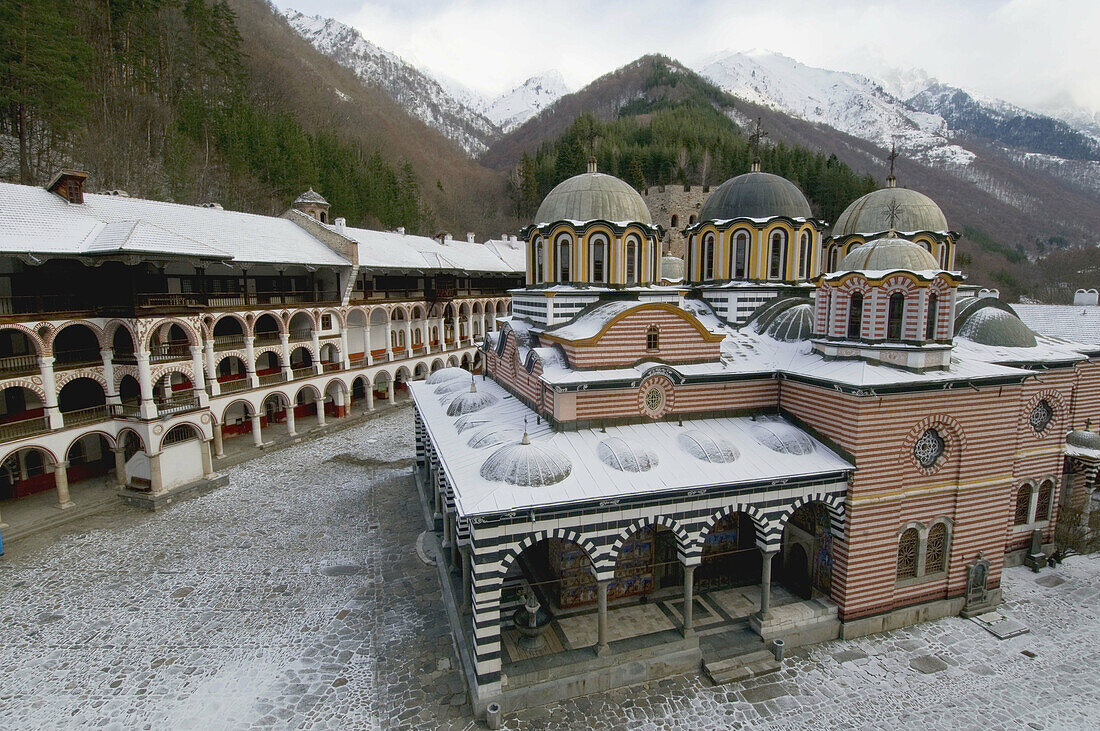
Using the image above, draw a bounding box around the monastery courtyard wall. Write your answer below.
[0,405,1096,729]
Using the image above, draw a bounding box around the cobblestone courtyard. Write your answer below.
[1,404,1098,729]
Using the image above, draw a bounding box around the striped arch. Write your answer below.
[0,323,45,355]
[221,398,258,421]
[904,413,967,475]
[1,378,48,403]
[698,503,772,551]
[495,529,601,586]
[44,320,106,353]
[0,444,60,468]
[882,273,921,296]
[320,307,345,329]
[144,317,200,349]
[65,430,117,458]
[835,275,872,296]
[149,363,194,386]
[777,491,847,540]
[55,369,108,391]
[285,309,318,332]
[609,515,692,566]
[158,421,204,452]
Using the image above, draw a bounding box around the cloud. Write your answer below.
[278,0,1100,112]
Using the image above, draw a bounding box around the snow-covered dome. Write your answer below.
[294,187,329,205]
[1067,429,1100,452]
[661,256,685,281]
[426,367,470,385]
[763,303,814,341]
[956,305,1037,348]
[445,382,499,416]
[700,171,812,221]
[751,422,815,455]
[534,171,652,225]
[832,186,948,236]
[838,236,940,271]
[678,431,740,464]
[467,426,523,450]
[434,379,471,395]
[454,414,491,433]
[597,437,658,472]
[479,433,572,486]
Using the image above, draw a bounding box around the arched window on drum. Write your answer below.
[769,230,787,280]
[703,233,715,280]
[625,238,638,284]
[556,235,572,283]
[733,231,750,279]
[590,234,608,284]
[798,231,812,279]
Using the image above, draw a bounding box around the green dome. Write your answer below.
[838,237,940,271]
[699,172,812,221]
[534,172,651,225]
[832,187,948,236]
[955,299,1037,348]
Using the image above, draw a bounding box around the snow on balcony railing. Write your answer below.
[218,377,251,393]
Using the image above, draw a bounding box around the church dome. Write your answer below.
[699,172,812,221]
[480,433,572,486]
[597,437,658,472]
[294,187,329,205]
[832,187,948,237]
[661,256,685,281]
[426,367,470,385]
[1067,429,1100,452]
[838,237,940,271]
[955,304,1037,348]
[534,172,652,225]
[764,304,814,342]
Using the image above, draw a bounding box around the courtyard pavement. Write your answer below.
[0,405,1098,729]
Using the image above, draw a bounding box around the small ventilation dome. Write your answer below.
[434,379,471,395]
[750,422,815,455]
[597,437,659,472]
[468,427,522,450]
[454,415,491,433]
[445,382,498,416]
[426,367,470,385]
[480,434,572,486]
[678,431,740,464]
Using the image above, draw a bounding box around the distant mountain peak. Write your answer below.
[482,71,570,132]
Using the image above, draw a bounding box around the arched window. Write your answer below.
[939,244,950,269]
[319,211,327,223]
[887,293,905,341]
[534,238,544,283]
[829,247,839,271]
[734,231,750,279]
[703,234,715,279]
[646,325,659,351]
[670,214,679,228]
[590,235,607,283]
[769,230,787,279]
[1035,480,1054,521]
[689,214,697,225]
[799,231,812,278]
[897,528,919,579]
[557,235,571,283]
[1014,484,1031,525]
[926,293,938,341]
[625,239,638,284]
[847,293,864,340]
[925,523,948,574]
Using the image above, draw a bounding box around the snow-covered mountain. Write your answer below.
[480,71,570,132]
[696,50,1100,195]
[282,10,499,156]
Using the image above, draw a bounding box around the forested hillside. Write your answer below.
[507,59,877,224]
[0,0,512,235]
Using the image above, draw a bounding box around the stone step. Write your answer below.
[703,650,781,685]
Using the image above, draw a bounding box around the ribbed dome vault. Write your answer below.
[832,187,948,236]
[838,237,940,271]
[426,367,470,385]
[597,438,658,472]
[700,172,812,221]
[480,434,572,486]
[534,172,652,225]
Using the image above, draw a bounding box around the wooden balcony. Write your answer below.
[291,366,315,380]
[0,414,49,441]
[61,404,113,427]
[0,354,39,377]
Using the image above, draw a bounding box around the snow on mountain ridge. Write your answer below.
[282,10,499,156]
[482,71,570,132]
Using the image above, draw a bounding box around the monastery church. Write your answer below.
[411,159,1100,713]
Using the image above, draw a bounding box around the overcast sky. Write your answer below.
[277,0,1099,115]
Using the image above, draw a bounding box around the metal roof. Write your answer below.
[699,172,812,221]
[534,172,652,226]
[832,187,948,237]
[838,237,940,271]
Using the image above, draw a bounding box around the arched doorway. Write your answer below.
[58,377,107,425]
[611,523,683,600]
[66,433,113,485]
[52,323,101,368]
[698,512,762,592]
[781,502,832,600]
[0,447,53,499]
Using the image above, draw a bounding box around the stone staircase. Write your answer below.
[703,649,781,685]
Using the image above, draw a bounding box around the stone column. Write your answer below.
[149,452,165,495]
[333,388,346,418]
[101,348,119,405]
[460,546,472,614]
[244,336,259,388]
[136,350,157,419]
[113,447,128,488]
[251,413,263,448]
[364,326,373,366]
[682,563,697,638]
[279,334,293,381]
[339,330,351,369]
[204,340,219,395]
[366,386,375,412]
[52,461,74,509]
[759,549,778,618]
[311,332,322,374]
[189,345,207,406]
[285,402,296,436]
[39,356,62,429]
[387,380,395,405]
[200,439,215,478]
[596,579,611,656]
[212,423,224,458]
[450,317,459,348]
[384,320,393,361]
[315,398,327,427]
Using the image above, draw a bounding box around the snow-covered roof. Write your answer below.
[1012,304,1100,347]
[320,221,524,274]
[412,377,852,516]
[0,181,349,266]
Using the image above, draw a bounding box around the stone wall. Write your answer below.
[643,185,712,258]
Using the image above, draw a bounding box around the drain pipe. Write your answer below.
[486,701,503,730]
[771,638,786,662]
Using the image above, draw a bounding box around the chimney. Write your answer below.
[335,217,346,231]
[397,226,405,235]
[46,169,88,204]
[466,232,476,243]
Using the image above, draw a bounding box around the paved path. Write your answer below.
[0,406,1098,729]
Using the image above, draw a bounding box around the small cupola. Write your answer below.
[293,187,331,223]
[47,170,88,204]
